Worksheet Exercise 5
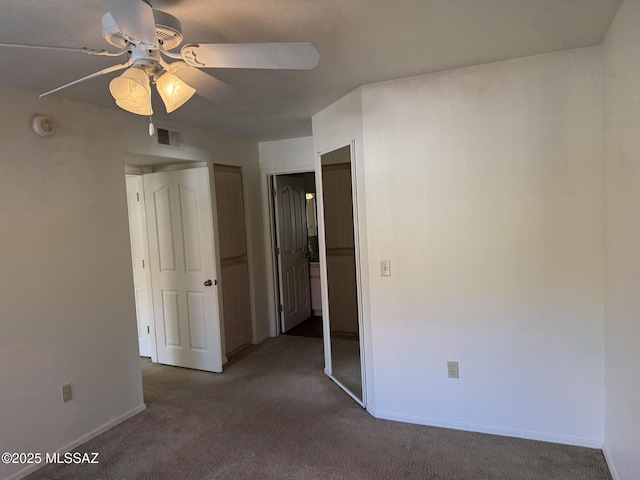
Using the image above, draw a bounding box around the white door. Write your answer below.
[143,167,223,372]
[125,175,154,358]
[274,175,311,332]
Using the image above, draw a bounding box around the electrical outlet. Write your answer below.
[61,384,72,403]
[447,361,459,379]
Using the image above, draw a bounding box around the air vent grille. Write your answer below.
[156,127,183,149]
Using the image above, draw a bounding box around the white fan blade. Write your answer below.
[181,43,320,70]
[0,42,126,57]
[169,62,236,103]
[103,0,158,49]
[39,61,133,97]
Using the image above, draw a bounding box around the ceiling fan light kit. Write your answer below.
[155,71,196,113]
[0,0,320,123]
[110,66,153,115]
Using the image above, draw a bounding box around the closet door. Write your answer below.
[214,165,253,356]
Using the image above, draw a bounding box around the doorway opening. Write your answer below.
[269,171,322,339]
[124,162,226,374]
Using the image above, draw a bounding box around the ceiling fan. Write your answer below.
[0,0,320,118]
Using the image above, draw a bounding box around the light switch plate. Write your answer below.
[381,260,391,277]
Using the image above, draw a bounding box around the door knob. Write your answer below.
[204,279,213,287]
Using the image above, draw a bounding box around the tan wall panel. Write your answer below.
[326,252,358,334]
[220,259,252,354]
[214,165,248,260]
[214,164,253,355]
[321,163,355,249]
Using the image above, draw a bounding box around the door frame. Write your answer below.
[125,160,229,367]
[272,174,314,333]
[262,166,316,337]
[315,140,367,407]
[125,173,158,362]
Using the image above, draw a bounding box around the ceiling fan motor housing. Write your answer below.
[101,10,183,50]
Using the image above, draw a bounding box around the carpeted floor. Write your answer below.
[27,335,611,480]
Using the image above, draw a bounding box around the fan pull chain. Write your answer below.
[148,116,155,137]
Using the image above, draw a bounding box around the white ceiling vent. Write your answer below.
[155,127,183,149]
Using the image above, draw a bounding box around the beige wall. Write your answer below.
[602,0,640,478]
[313,46,605,446]
[258,136,314,172]
[0,84,261,480]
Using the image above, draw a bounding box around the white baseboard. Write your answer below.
[602,443,620,480]
[368,407,604,449]
[253,334,271,345]
[6,404,146,480]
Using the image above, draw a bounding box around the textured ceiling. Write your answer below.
[0,0,622,141]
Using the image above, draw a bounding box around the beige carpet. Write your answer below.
[27,335,611,480]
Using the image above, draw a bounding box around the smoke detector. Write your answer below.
[31,115,55,138]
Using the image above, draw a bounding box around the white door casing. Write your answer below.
[125,175,154,359]
[274,175,311,332]
[143,167,223,372]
